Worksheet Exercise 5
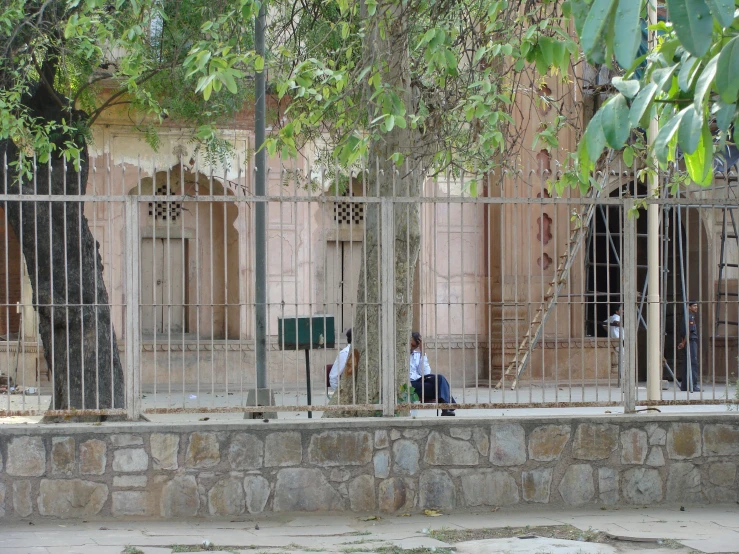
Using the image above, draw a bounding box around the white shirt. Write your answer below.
[329,345,351,389]
[607,314,622,339]
[409,350,432,382]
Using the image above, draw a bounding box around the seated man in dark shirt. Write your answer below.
[409,332,457,416]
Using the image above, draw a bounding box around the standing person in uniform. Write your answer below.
[678,301,701,392]
[409,332,457,416]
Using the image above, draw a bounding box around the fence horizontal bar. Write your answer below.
[0,193,739,207]
[143,404,381,414]
[0,409,127,417]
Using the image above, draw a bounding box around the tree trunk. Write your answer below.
[325,0,424,416]
[0,89,124,411]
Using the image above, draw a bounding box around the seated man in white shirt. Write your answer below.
[328,328,352,390]
[409,332,456,416]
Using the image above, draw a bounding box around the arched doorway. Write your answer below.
[131,165,240,340]
[585,183,710,382]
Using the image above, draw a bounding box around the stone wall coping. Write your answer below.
[2,412,737,436]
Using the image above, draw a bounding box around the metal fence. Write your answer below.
[1,153,738,420]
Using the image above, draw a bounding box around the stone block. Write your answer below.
[457,469,519,507]
[647,424,667,446]
[703,424,739,457]
[228,434,264,470]
[244,475,270,513]
[528,425,571,462]
[151,433,179,470]
[424,431,478,466]
[375,431,389,449]
[450,427,472,440]
[472,428,490,457]
[598,467,619,505]
[378,478,415,513]
[572,424,618,461]
[666,423,701,460]
[390,430,401,441]
[113,448,149,473]
[489,424,526,466]
[708,462,736,487]
[622,468,663,504]
[374,451,390,478]
[419,469,455,510]
[329,469,351,482]
[393,440,420,475]
[112,491,148,516]
[403,429,429,440]
[522,468,553,504]
[37,479,108,517]
[264,432,302,467]
[51,437,75,475]
[79,440,106,475]
[7,436,46,477]
[307,431,372,467]
[666,463,702,504]
[13,481,32,517]
[160,475,200,517]
[185,433,221,468]
[110,434,144,447]
[273,468,343,511]
[348,475,375,512]
[558,464,595,505]
[208,477,245,516]
[114,476,147,488]
[645,447,665,467]
[620,428,648,465]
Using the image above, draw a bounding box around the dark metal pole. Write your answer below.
[255,0,267,390]
[305,349,312,418]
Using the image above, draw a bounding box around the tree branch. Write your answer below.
[87,68,163,126]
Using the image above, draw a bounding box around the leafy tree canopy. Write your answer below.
[561,0,739,194]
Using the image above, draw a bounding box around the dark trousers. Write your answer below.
[411,374,455,404]
[681,339,700,391]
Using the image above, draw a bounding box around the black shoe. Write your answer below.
[692,386,701,392]
[440,409,456,416]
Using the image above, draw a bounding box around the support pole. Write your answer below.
[623,199,638,413]
[245,0,277,419]
[380,198,396,416]
[646,0,662,401]
[255,0,267,391]
[125,196,141,421]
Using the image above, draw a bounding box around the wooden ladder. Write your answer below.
[495,185,603,390]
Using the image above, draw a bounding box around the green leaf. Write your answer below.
[678,57,701,92]
[581,0,618,60]
[614,0,645,69]
[705,0,735,27]
[715,99,735,131]
[716,36,739,103]
[654,109,686,166]
[694,54,719,107]
[666,0,713,57]
[684,122,713,185]
[612,76,640,98]
[600,94,631,148]
[652,65,678,92]
[569,0,590,37]
[585,110,607,160]
[677,104,704,154]
[221,72,238,94]
[623,146,634,167]
[254,55,265,72]
[630,82,658,127]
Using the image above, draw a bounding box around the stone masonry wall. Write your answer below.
[0,414,737,519]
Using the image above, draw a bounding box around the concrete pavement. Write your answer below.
[2,504,738,554]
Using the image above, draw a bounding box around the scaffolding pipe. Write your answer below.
[646,0,662,401]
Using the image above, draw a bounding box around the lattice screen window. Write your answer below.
[148,184,183,222]
[333,195,364,225]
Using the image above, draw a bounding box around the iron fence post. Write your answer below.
[381,198,396,416]
[125,196,141,420]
